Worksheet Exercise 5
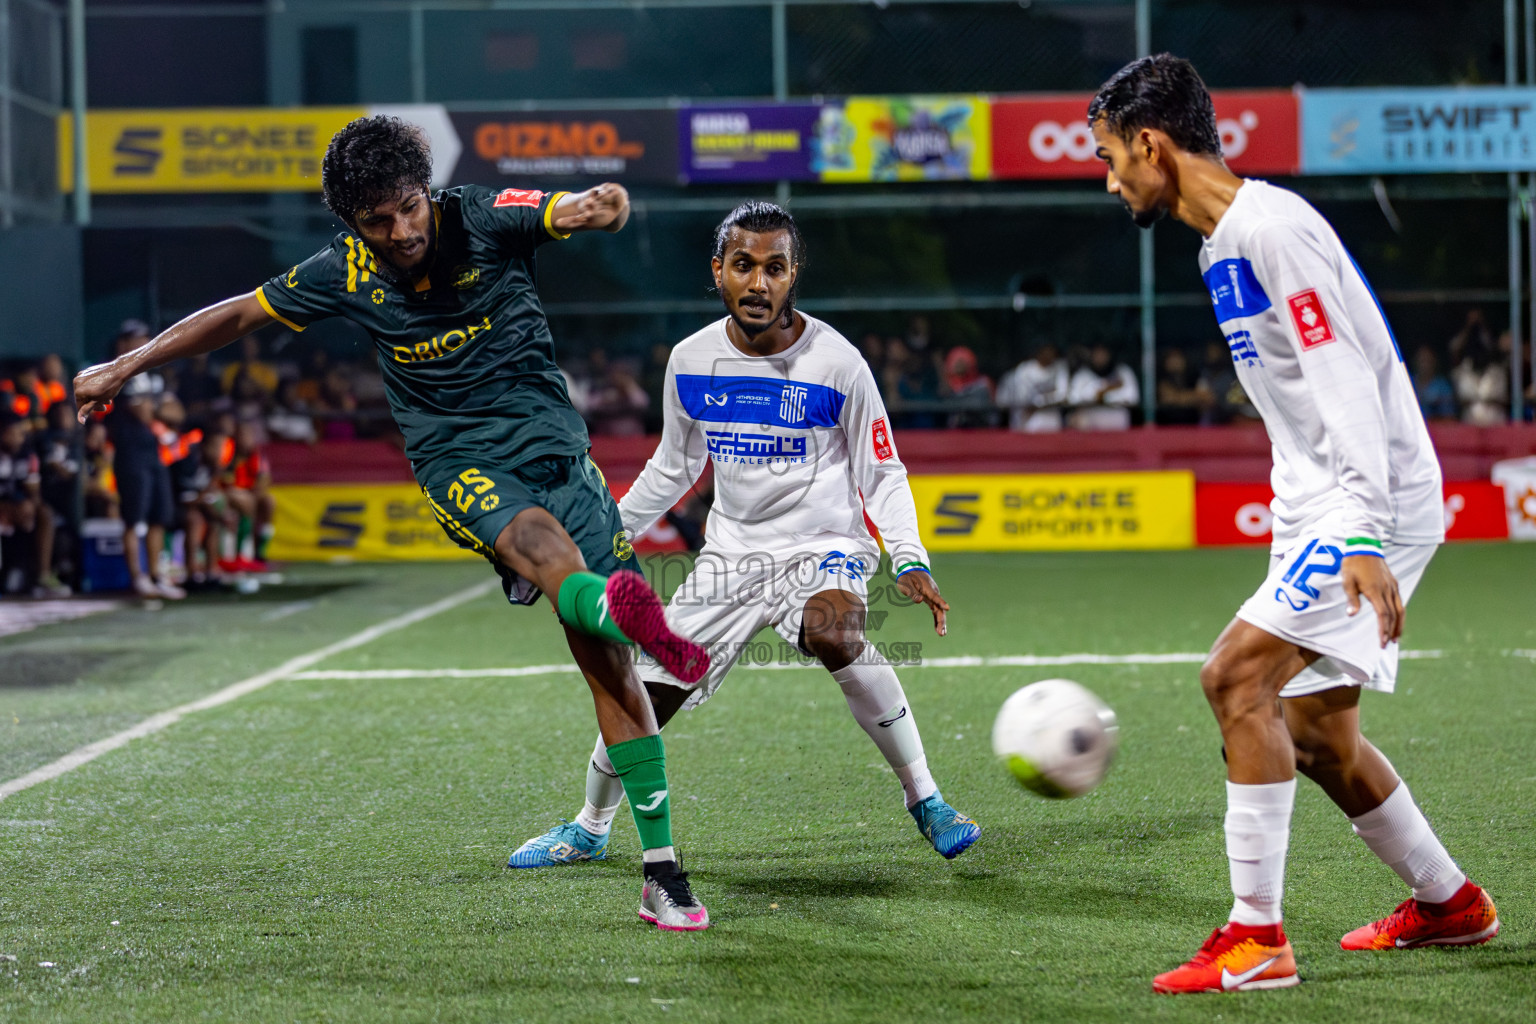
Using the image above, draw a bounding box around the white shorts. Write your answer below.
[641,545,875,709]
[1236,533,1437,698]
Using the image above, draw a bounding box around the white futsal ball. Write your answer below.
[991,679,1119,798]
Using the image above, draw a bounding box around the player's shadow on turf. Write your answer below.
[0,648,188,688]
[722,873,912,901]
[188,581,364,603]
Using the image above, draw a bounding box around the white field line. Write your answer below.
[0,580,497,803]
[287,649,1453,681]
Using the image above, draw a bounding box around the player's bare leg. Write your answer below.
[801,588,978,858]
[494,507,707,928]
[1285,688,1498,950]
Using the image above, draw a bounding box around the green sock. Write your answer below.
[235,517,251,558]
[556,571,631,645]
[606,734,673,853]
[255,524,273,561]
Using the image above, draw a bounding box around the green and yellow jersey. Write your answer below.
[257,184,588,470]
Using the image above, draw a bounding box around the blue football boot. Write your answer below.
[909,793,981,859]
[506,820,609,869]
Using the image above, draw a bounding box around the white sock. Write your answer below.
[641,845,676,865]
[1349,780,1466,904]
[830,652,936,808]
[1225,779,1296,926]
[574,734,625,836]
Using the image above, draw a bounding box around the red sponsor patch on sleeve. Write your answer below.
[871,417,894,462]
[1286,289,1336,349]
[493,188,545,208]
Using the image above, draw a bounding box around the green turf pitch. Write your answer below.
[1,546,1532,1023]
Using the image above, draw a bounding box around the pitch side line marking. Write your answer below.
[286,649,1450,681]
[0,580,498,803]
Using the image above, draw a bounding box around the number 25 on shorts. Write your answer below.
[447,468,500,513]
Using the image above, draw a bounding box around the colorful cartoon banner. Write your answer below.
[992,90,1299,179]
[907,471,1194,552]
[680,104,821,183]
[815,96,991,183]
[1300,87,1536,174]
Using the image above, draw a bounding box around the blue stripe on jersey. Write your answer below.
[675,373,846,427]
[1202,258,1273,324]
[1346,252,1404,362]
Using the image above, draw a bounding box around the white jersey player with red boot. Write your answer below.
[1090,54,1498,994]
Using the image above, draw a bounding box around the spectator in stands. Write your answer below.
[1412,344,1458,422]
[582,349,650,437]
[941,346,996,427]
[82,419,118,520]
[222,420,276,571]
[1196,339,1258,424]
[37,354,69,411]
[882,339,939,429]
[38,401,81,523]
[1452,329,1509,426]
[0,409,69,597]
[220,335,280,399]
[1067,343,1140,430]
[175,353,222,422]
[107,324,185,600]
[313,365,361,439]
[860,332,887,380]
[1156,347,1205,425]
[997,341,1070,433]
[267,379,320,443]
[1,363,52,424]
[173,419,232,591]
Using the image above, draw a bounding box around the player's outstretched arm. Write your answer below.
[550,183,630,234]
[74,291,275,422]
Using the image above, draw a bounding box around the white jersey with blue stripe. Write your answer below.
[618,313,931,572]
[1199,179,1443,550]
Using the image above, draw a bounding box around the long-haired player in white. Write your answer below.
[509,201,981,869]
[1089,55,1499,994]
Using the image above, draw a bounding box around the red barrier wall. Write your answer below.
[267,424,1536,486]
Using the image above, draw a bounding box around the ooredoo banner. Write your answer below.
[991,89,1299,180]
[1195,481,1510,546]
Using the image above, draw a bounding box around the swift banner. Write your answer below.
[991,90,1299,179]
[1300,87,1536,174]
[58,105,461,194]
[679,105,821,183]
[907,471,1194,552]
[816,96,991,183]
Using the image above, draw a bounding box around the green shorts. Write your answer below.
[416,452,635,605]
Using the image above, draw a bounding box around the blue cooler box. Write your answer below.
[79,517,134,593]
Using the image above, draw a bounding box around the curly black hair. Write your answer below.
[321,115,433,223]
[1087,53,1223,158]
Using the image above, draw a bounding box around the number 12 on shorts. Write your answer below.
[1275,538,1342,611]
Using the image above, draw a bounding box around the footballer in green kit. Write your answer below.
[74,115,713,931]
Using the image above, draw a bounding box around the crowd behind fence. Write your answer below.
[2,309,1533,599]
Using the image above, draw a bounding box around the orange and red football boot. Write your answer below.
[1153,922,1300,994]
[1340,880,1499,950]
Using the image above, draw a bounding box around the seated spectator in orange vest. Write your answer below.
[0,408,70,597]
[220,421,275,572]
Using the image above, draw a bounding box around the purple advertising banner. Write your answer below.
[680,104,822,183]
